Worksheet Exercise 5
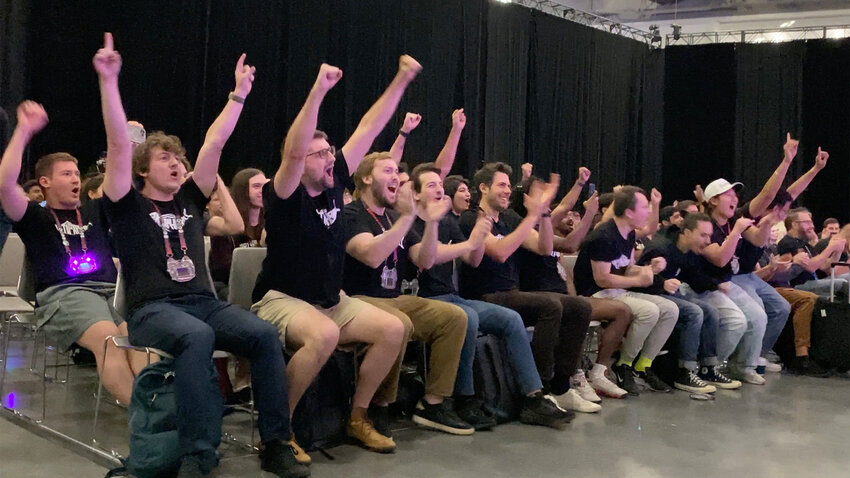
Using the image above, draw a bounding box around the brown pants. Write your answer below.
[355,295,467,400]
[775,288,818,354]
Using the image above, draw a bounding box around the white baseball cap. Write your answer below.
[703,178,743,201]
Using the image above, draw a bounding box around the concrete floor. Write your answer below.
[2,337,850,478]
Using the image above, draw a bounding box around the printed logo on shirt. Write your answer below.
[495,234,504,240]
[316,203,340,228]
[55,221,91,237]
[149,210,193,231]
[611,254,630,271]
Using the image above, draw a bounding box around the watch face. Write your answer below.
[128,124,146,144]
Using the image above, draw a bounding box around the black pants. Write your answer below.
[481,290,592,385]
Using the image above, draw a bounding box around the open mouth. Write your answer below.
[387,186,397,194]
[171,171,179,179]
[71,187,80,195]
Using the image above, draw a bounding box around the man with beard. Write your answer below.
[343,152,472,436]
[252,58,422,456]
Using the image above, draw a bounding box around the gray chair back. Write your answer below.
[0,233,24,288]
[227,247,267,309]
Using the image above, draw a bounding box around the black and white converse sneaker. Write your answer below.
[698,365,742,390]
[674,368,716,394]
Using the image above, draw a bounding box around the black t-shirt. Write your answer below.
[518,249,566,293]
[574,219,635,297]
[777,234,819,285]
[637,235,719,294]
[252,151,353,307]
[13,200,117,292]
[813,238,848,278]
[415,214,466,298]
[103,179,214,311]
[342,200,421,299]
[458,209,523,298]
[705,203,759,281]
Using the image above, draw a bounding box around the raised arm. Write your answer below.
[749,133,798,218]
[341,55,422,172]
[432,109,466,179]
[94,33,133,202]
[275,64,343,199]
[635,188,662,239]
[554,191,599,253]
[702,217,754,267]
[204,176,245,236]
[0,102,48,221]
[551,167,590,226]
[388,112,421,164]
[522,174,560,256]
[193,54,255,197]
[787,147,828,200]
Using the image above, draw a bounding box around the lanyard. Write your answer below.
[48,208,88,256]
[366,207,398,266]
[150,202,189,259]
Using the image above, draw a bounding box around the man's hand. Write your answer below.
[394,182,416,217]
[693,184,705,205]
[419,196,451,223]
[469,214,493,247]
[783,132,799,163]
[577,166,591,185]
[663,278,681,294]
[401,112,422,134]
[233,53,256,97]
[792,251,810,267]
[759,206,786,227]
[451,108,466,131]
[815,147,829,171]
[650,257,667,274]
[650,188,662,206]
[540,173,560,209]
[92,32,122,80]
[636,266,654,287]
[16,101,49,137]
[768,254,792,273]
[398,55,423,82]
[732,217,755,234]
[718,282,731,295]
[521,163,533,181]
[313,63,343,93]
[828,234,847,253]
[583,191,600,215]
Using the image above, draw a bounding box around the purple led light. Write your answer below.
[5,392,15,408]
[68,253,98,276]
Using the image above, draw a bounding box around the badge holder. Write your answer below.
[50,208,99,276]
[380,265,398,290]
[153,202,196,283]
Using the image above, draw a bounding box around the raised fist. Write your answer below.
[733,217,754,233]
[693,184,705,204]
[402,113,422,134]
[650,188,662,205]
[93,32,122,79]
[398,55,422,81]
[452,108,466,130]
[792,251,810,267]
[815,147,829,171]
[650,256,667,274]
[637,266,654,287]
[469,214,493,247]
[234,53,256,97]
[577,167,591,185]
[314,63,343,93]
[394,182,416,217]
[783,132,799,162]
[16,101,49,135]
[521,163,533,181]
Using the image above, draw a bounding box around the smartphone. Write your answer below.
[587,182,596,196]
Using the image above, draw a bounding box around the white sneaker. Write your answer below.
[588,370,628,399]
[739,370,766,385]
[758,356,782,373]
[552,389,602,413]
[570,371,602,403]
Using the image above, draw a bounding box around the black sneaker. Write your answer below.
[412,401,474,435]
[788,356,830,377]
[673,368,716,394]
[455,397,497,430]
[612,363,641,396]
[260,439,311,478]
[636,367,672,393]
[698,365,742,389]
[369,404,392,438]
[519,393,573,429]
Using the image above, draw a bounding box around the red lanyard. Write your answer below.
[150,202,189,259]
[48,208,88,256]
[366,207,398,265]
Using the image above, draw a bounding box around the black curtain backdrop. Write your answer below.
[664,39,850,222]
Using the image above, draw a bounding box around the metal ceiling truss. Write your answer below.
[667,25,850,45]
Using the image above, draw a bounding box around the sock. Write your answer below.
[549,373,570,396]
[634,356,653,373]
[589,363,607,378]
[616,356,635,367]
[351,406,368,420]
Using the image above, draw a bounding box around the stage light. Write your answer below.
[780,20,796,28]
[672,24,682,40]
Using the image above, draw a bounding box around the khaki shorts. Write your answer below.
[251,290,369,341]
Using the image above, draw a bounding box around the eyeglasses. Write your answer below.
[306,146,336,159]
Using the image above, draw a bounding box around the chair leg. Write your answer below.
[0,315,11,403]
[91,335,113,446]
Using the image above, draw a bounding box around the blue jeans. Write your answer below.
[795,275,850,298]
[429,294,543,396]
[680,283,765,372]
[731,273,791,356]
[665,294,719,370]
[0,208,12,255]
[128,294,290,470]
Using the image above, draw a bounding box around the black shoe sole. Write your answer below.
[519,410,570,430]
[260,463,312,478]
[411,414,475,435]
